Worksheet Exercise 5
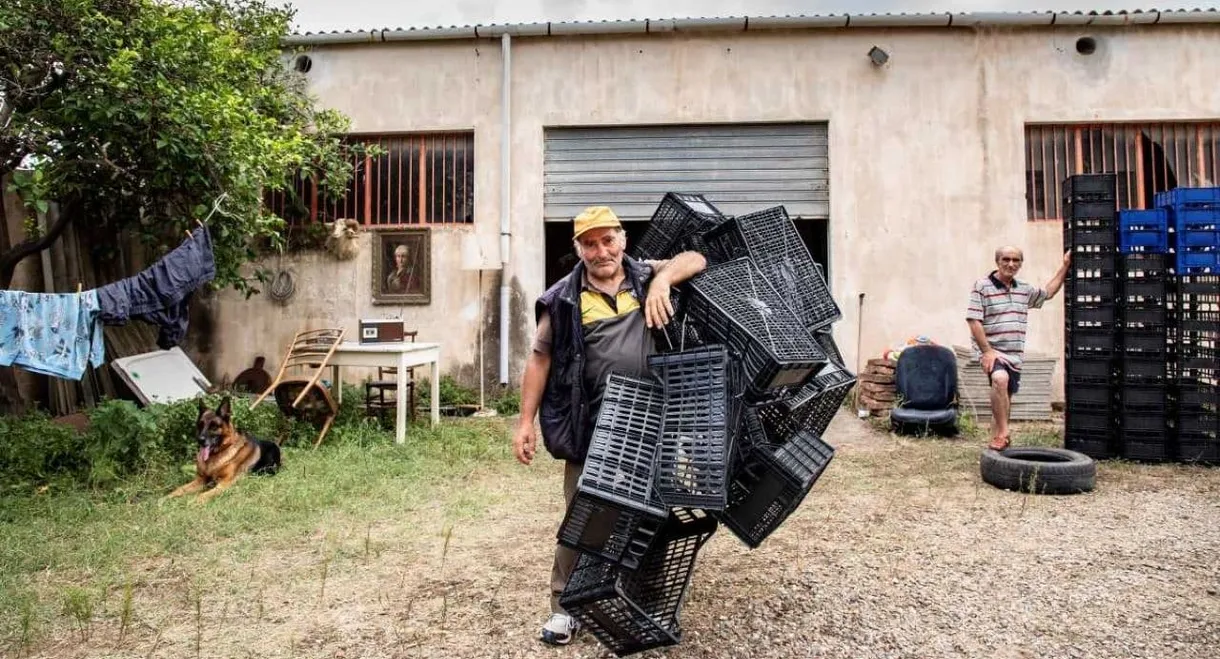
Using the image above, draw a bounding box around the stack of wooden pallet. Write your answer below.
[857,358,897,416]
[953,345,1055,421]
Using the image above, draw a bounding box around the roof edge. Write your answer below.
[283,10,1220,46]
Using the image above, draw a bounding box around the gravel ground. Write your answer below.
[24,412,1220,659]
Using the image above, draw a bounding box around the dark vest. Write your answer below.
[535,256,650,462]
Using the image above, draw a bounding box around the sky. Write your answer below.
[282,1,1217,33]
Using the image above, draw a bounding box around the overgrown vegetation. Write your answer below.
[0,386,372,492]
[0,393,513,654]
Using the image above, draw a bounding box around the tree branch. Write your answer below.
[0,202,74,285]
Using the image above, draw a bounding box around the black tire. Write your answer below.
[979,447,1096,495]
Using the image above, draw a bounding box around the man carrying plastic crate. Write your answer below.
[967,246,1071,451]
[511,205,707,646]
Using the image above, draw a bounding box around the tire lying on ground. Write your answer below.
[979,447,1096,494]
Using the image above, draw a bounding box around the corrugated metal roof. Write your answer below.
[284,9,1220,45]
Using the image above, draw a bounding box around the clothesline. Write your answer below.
[0,227,216,381]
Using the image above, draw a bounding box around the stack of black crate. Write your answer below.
[1174,273,1219,464]
[1063,174,1121,459]
[1117,246,1173,461]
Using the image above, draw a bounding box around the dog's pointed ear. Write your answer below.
[197,397,207,420]
[217,396,232,422]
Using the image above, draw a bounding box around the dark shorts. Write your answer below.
[986,360,1021,396]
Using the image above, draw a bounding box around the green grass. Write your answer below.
[0,417,512,653]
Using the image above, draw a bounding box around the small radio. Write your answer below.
[358,319,405,344]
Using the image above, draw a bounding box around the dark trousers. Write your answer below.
[550,460,582,613]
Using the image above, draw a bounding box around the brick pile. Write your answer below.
[857,358,897,416]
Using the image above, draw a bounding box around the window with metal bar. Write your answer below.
[1025,122,1220,221]
[266,132,475,226]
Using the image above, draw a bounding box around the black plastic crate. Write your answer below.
[560,509,718,657]
[764,359,857,439]
[1176,344,1219,366]
[1122,278,1170,302]
[1121,330,1168,359]
[1121,306,1168,329]
[1064,174,1117,202]
[1065,227,1117,247]
[1065,357,1115,383]
[1120,253,1169,278]
[813,329,845,367]
[1120,357,1170,384]
[680,258,827,401]
[632,193,728,261]
[1176,414,1215,434]
[648,346,743,511]
[1066,200,1119,220]
[1066,304,1116,330]
[1179,275,1220,296]
[1120,411,1169,433]
[1119,430,1171,462]
[714,409,834,549]
[1177,434,1220,464]
[1065,408,1114,432]
[1066,382,1116,411]
[702,206,842,331]
[1071,251,1118,274]
[1119,384,1167,412]
[558,374,669,570]
[1067,277,1117,302]
[1177,381,1219,414]
[1064,427,1116,460]
[1067,329,1116,358]
[1177,313,1220,335]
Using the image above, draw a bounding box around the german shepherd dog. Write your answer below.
[165,397,282,504]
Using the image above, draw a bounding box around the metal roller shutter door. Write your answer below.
[543,123,829,222]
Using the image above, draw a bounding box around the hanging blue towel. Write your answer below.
[0,289,105,380]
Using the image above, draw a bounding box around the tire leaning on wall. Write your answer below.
[979,447,1097,495]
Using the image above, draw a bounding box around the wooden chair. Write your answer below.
[365,330,418,426]
[252,328,345,448]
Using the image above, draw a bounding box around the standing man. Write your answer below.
[967,246,1071,451]
[512,206,706,646]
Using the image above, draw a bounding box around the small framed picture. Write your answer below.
[371,227,431,305]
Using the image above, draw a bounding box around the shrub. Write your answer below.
[0,411,84,490]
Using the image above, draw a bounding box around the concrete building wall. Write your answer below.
[208,25,1220,400]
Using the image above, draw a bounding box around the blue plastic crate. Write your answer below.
[1118,210,1169,254]
[1155,187,1220,209]
[1178,228,1220,249]
[1171,207,1220,231]
[1177,249,1220,274]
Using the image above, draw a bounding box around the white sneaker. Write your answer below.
[540,613,579,646]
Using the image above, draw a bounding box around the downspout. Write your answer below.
[499,33,512,384]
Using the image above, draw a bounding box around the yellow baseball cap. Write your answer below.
[573,206,622,239]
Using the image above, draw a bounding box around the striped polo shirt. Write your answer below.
[966,271,1048,371]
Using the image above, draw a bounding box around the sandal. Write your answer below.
[988,434,1010,451]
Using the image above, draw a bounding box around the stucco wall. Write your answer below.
[208,25,1220,400]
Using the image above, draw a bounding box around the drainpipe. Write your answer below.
[499,33,512,385]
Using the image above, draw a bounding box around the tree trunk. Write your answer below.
[0,199,76,416]
[0,197,27,416]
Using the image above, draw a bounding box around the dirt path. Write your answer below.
[24,413,1220,659]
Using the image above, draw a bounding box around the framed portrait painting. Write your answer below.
[371,227,431,305]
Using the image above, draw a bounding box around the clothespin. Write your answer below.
[76,282,82,294]
[185,229,193,239]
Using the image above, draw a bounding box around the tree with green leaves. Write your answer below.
[0,0,358,412]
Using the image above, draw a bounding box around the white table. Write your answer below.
[328,341,441,444]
